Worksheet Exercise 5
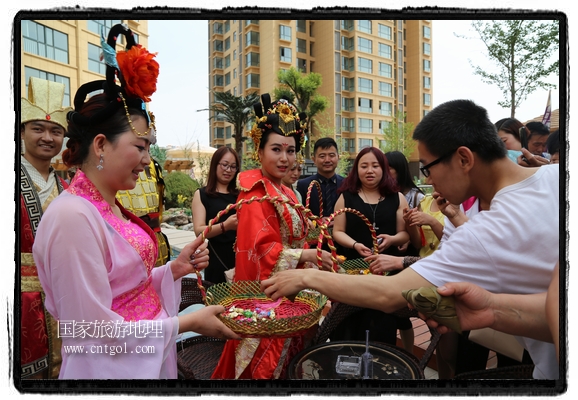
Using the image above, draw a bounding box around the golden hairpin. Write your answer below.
[118,92,153,138]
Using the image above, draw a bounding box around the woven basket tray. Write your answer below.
[205,280,327,338]
[193,195,328,338]
[339,258,372,275]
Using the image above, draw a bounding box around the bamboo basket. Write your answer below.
[191,195,329,338]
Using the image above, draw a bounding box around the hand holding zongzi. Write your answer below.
[402,286,462,334]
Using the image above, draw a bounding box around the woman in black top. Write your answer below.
[191,147,240,284]
[330,147,410,346]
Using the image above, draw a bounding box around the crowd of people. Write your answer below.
[19,23,561,381]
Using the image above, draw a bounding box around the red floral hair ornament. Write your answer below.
[116,44,159,102]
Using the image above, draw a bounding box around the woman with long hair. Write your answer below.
[32,25,238,379]
[211,95,334,380]
[329,147,410,346]
[191,147,240,284]
[385,150,424,209]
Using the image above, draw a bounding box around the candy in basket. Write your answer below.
[191,195,330,338]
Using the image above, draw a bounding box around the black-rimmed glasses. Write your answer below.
[218,163,238,172]
[419,149,456,178]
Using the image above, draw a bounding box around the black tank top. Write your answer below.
[339,190,401,259]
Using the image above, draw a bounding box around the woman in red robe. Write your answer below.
[211,95,334,379]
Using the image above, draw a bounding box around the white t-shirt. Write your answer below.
[411,165,560,379]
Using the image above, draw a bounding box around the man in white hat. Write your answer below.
[19,77,72,379]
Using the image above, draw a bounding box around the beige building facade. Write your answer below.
[19,19,149,170]
[207,19,433,166]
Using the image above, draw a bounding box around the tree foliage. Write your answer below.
[379,111,416,159]
[274,67,329,157]
[203,90,260,163]
[464,20,559,117]
[163,171,199,209]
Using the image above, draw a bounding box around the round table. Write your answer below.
[287,340,424,380]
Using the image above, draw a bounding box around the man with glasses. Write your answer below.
[261,99,560,380]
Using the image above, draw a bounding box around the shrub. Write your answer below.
[164,171,200,209]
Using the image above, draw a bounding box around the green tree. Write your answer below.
[379,111,416,159]
[274,67,329,158]
[150,144,167,165]
[201,91,260,164]
[194,140,211,186]
[163,171,199,210]
[464,20,559,117]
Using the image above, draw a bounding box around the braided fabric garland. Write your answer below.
[305,180,323,217]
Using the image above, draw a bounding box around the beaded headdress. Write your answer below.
[21,77,73,130]
[67,24,159,143]
[248,93,307,160]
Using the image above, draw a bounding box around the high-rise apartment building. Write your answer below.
[207,19,432,168]
[19,19,149,169]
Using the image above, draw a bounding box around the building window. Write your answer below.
[342,77,354,91]
[214,74,224,87]
[342,97,355,112]
[279,25,291,41]
[233,68,237,79]
[423,110,430,117]
[225,126,232,139]
[341,20,354,31]
[379,101,393,116]
[358,57,372,73]
[341,117,355,132]
[343,138,355,152]
[87,20,122,36]
[358,20,371,34]
[280,47,292,63]
[214,40,223,52]
[245,31,260,46]
[214,127,224,139]
[24,67,71,106]
[246,73,260,89]
[246,52,260,67]
[225,72,231,85]
[378,63,392,79]
[88,43,106,74]
[423,76,431,89]
[224,37,230,51]
[379,120,391,131]
[379,82,392,97]
[423,42,431,56]
[358,77,373,94]
[378,24,392,40]
[22,20,69,64]
[132,33,139,44]
[233,31,237,42]
[358,98,373,113]
[233,87,237,96]
[378,43,392,59]
[342,57,354,71]
[423,25,431,39]
[297,20,306,33]
[245,20,259,26]
[224,21,230,33]
[297,38,307,54]
[213,22,223,34]
[357,37,372,53]
[358,138,373,149]
[341,36,354,51]
[224,55,231,68]
[297,58,307,73]
[233,50,237,60]
[423,59,431,72]
[424,93,431,106]
[213,57,223,69]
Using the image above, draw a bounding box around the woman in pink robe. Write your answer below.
[33,24,239,379]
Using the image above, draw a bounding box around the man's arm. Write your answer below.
[261,266,433,314]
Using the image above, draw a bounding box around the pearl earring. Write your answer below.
[97,154,104,171]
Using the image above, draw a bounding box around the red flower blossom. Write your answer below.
[116,44,159,102]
